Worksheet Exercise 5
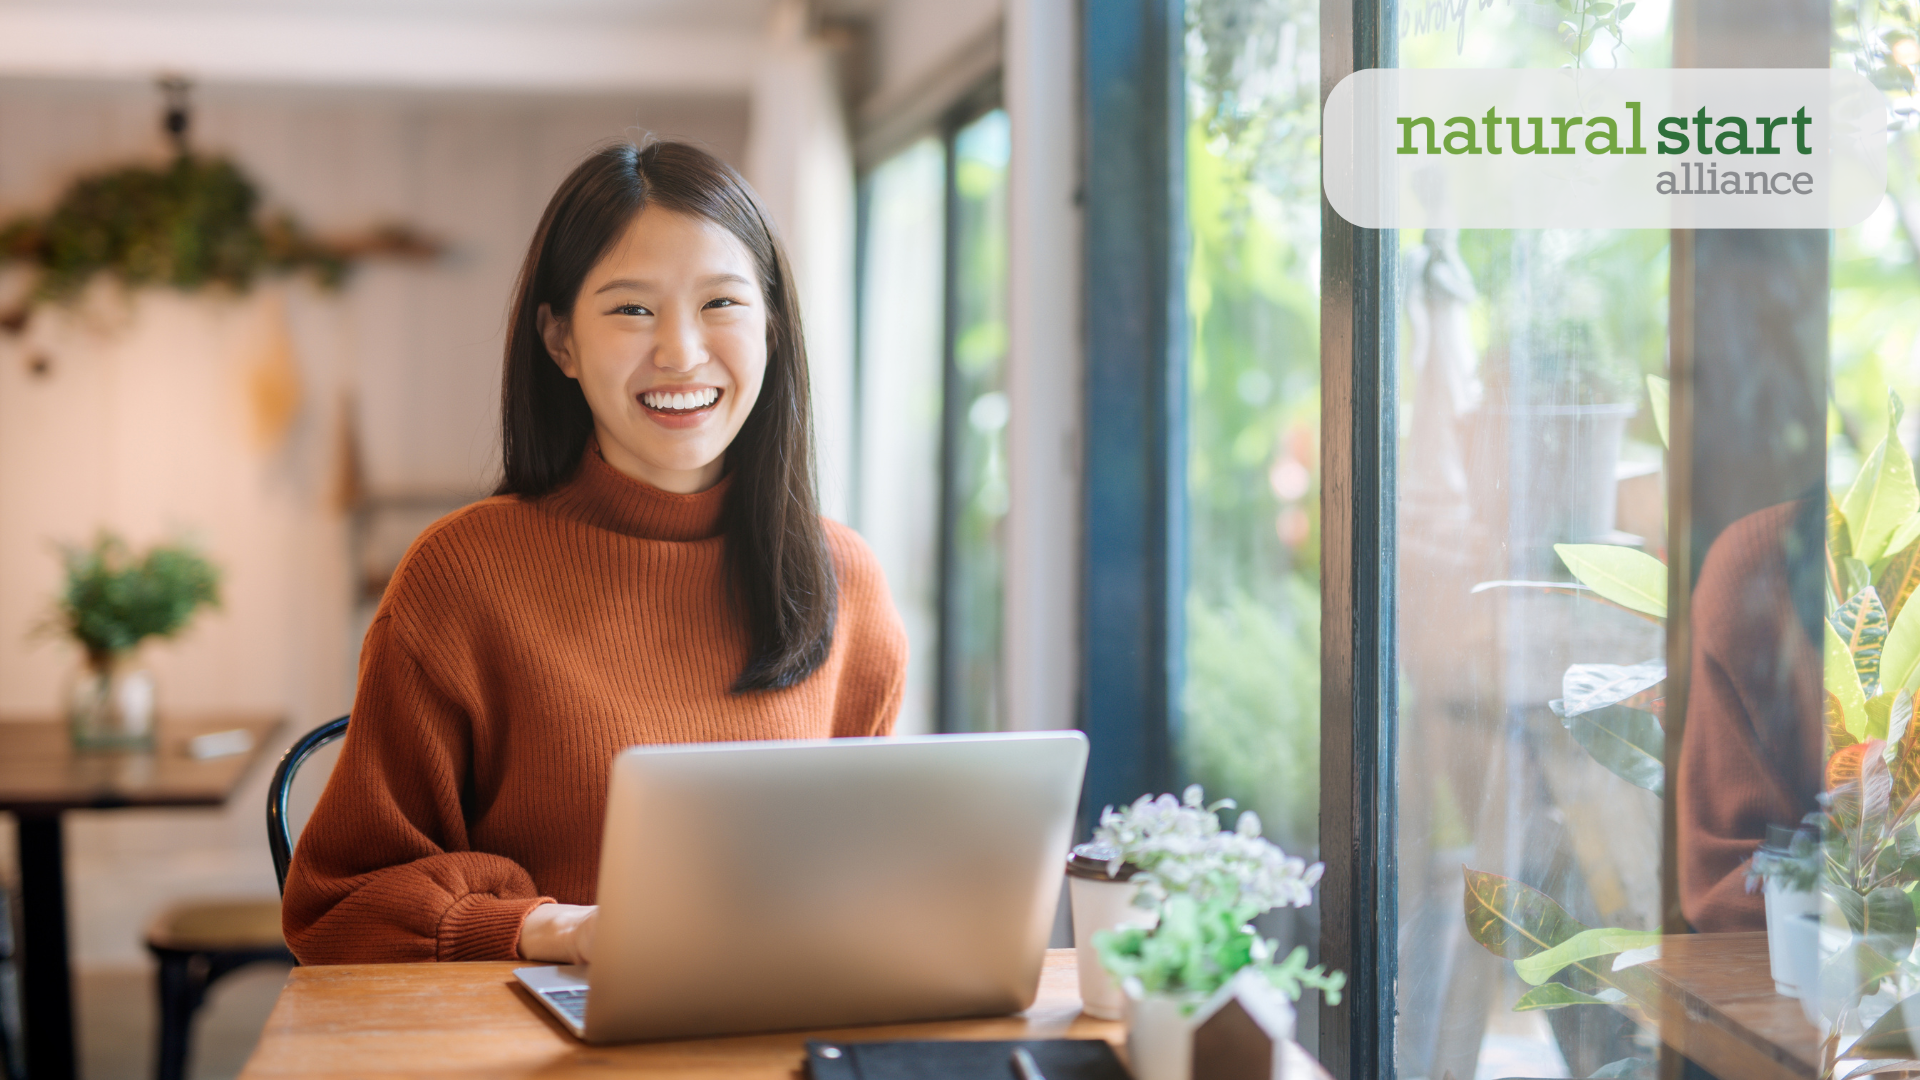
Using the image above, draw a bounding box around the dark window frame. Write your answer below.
[1079,0,1397,1076]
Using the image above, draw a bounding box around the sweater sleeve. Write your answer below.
[281,614,552,964]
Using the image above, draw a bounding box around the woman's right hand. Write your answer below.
[517,902,598,965]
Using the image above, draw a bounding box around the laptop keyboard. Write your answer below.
[542,987,588,1024]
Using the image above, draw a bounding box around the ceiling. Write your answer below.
[0,0,887,92]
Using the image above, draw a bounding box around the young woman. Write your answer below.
[282,141,908,965]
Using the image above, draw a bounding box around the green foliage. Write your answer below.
[1849,988,1920,1058]
[1837,587,1893,696]
[1513,983,1626,1011]
[1553,543,1667,619]
[1554,0,1635,67]
[1181,15,1322,859]
[1183,586,1319,851]
[1554,704,1666,796]
[1093,893,1344,1004]
[1513,927,1660,986]
[0,154,348,303]
[53,533,219,660]
[1844,393,1920,565]
[1462,868,1658,1013]
[1646,375,1669,449]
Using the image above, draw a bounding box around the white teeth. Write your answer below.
[644,388,718,410]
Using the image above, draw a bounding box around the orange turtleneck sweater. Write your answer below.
[282,448,907,964]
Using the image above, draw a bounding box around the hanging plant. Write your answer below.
[0,81,438,333]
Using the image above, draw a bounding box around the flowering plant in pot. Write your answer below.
[1087,786,1343,1080]
[47,532,219,750]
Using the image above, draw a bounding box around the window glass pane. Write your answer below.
[1183,0,1323,855]
[858,138,946,737]
[943,108,1011,733]
[1391,11,1676,1080]
[1181,0,1324,1042]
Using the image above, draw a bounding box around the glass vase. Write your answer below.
[66,652,157,751]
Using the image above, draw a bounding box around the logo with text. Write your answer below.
[1323,69,1887,228]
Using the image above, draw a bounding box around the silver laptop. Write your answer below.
[515,730,1088,1043]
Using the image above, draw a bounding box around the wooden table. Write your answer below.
[243,949,1334,1079]
[0,714,281,1080]
[1639,932,1820,1080]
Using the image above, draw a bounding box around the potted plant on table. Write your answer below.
[47,532,219,750]
[1088,786,1344,1080]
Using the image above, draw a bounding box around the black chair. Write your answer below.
[268,714,349,894]
[145,714,346,1080]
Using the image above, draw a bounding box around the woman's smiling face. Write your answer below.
[539,204,768,494]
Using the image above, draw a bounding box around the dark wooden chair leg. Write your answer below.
[151,944,293,1080]
[153,951,205,1080]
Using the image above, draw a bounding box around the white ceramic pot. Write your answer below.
[1763,877,1819,997]
[1125,991,1201,1080]
[1068,873,1158,1019]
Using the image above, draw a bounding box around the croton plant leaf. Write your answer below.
[1551,661,1665,719]
[1833,620,1873,740]
[1824,938,1903,1002]
[1848,992,1920,1061]
[1880,536,1920,624]
[1513,927,1661,986]
[1830,743,1894,849]
[1836,587,1892,696]
[1829,692,1861,753]
[1883,601,1920,698]
[1512,983,1627,1011]
[1843,391,1920,566]
[1865,886,1918,964]
[1558,705,1665,796]
[1463,868,1588,961]
[1833,491,1856,561]
[1554,544,1667,620]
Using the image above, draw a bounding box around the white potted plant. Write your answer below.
[1088,786,1343,1080]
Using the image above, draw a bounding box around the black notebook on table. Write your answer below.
[804,1039,1131,1080]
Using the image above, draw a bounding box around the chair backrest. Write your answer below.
[268,715,348,896]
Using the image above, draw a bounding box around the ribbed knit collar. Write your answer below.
[543,443,730,541]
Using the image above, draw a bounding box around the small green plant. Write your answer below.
[1096,891,1345,1005]
[1090,785,1343,1005]
[1556,0,1635,68]
[51,533,220,665]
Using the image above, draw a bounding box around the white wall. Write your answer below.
[0,78,748,965]
[1001,0,1081,732]
[869,0,1003,109]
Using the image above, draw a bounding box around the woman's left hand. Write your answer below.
[517,902,598,965]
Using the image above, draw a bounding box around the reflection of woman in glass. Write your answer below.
[283,142,908,965]
[1677,497,1824,932]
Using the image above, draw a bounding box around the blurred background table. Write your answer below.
[0,713,280,1080]
[242,949,1334,1079]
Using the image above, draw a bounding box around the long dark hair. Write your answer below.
[496,141,836,692]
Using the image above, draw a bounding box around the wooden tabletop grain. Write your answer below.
[1638,932,1819,1080]
[0,715,281,813]
[242,948,1333,1079]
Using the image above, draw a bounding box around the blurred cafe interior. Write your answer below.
[0,0,1916,1077]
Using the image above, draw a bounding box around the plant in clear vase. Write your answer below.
[1088,785,1342,1080]
[47,532,219,750]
